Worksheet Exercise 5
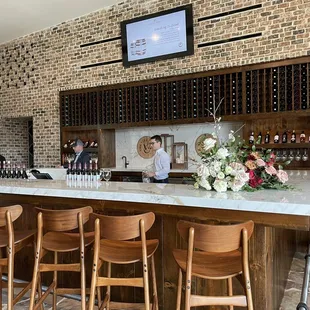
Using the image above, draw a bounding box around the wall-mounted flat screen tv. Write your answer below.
[121,4,194,67]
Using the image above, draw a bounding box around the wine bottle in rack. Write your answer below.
[264,131,270,144]
[291,130,296,143]
[274,132,279,143]
[89,141,95,148]
[249,131,255,145]
[257,132,262,144]
[300,131,306,143]
[282,131,288,143]
[84,140,89,148]
[94,141,98,148]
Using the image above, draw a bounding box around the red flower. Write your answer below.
[267,152,276,166]
[248,170,263,188]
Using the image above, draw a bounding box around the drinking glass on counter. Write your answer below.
[101,168,111,183]
[142,170,151,183]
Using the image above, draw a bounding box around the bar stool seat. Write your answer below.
[100,239,158,264]
[173,248,242,279]
[43,231,95,252]
[0,229,36,248]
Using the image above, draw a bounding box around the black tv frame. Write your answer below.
[121,4,194,67]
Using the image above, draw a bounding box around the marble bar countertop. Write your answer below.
[0,171,310,216]
[0,171,310,217]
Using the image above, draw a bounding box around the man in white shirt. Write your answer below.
[147,135,170,183]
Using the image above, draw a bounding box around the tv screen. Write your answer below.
[121,4,194,67]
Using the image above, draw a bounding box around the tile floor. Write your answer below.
[1,253,308,309]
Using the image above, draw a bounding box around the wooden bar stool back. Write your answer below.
[88,212,159,310]
[29,206,94,310]
[173,220,254,310]
[0,205,36,310]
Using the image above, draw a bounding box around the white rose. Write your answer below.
[225,166,233,175]
[217,172,225,179]
[203,138,217,151]
[199,177,212,190]
[213,179,228,192]
[197,164,210,177]
[213,161,222,173]
[230,179,245,192]
[216,148,229,160]
[194,182,199,189]
[209,166,217,177]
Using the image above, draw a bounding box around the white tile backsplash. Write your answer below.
[115,122,243,170]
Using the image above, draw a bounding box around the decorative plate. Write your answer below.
[137,136,156,159]
[195,133,216,156]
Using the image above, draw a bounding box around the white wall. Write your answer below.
[115,122,243,170]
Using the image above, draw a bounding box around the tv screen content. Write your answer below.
[121,5,194,67]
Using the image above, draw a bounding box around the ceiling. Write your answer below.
[0,0,123,45]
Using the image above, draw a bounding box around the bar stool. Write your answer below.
[88,212,159,310]
[173,220,254,310]
[0,205,36,310]
[29,206,94,310]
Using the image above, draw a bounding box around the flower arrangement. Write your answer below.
[193,99,290,192]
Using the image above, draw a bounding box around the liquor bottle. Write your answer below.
[16,164,22,179]
[274,132,280,143]
[249,131,255,145]
[0,165,2,178]
[21,164,28,179]
[89,141,95,148]
[71,163,76,180]
[63,140,71,149]
[84,140,89,148]
[264,131,270,144]
[87,160,92,182]
[257,132,262,144]
[2,162,6,178]
[7,162,11,178]
[66,162,71,181]
[300,131,306,143]
[76,163,82,181]
[291,130,296,143]
[282,131,288,143]
[94,141,98,148]
[12,163,17,178]
[82,162,87,182]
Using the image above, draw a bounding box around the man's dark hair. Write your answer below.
[150,135,162,144]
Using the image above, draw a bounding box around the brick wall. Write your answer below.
[0,0,309,167]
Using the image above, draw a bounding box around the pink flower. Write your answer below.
[265,165,277,175]
[277,170,288,184]
[256,158,266,167]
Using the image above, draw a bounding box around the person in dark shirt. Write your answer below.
[71,139,91,167]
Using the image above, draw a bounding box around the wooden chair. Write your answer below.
[0,205,36,310]
[29,206,94,310]
[173,220,254,310]
[88,212,159,310]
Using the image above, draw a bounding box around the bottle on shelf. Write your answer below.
[291,130,296,143]
[264,131,270,144]
[63,140,71,149]
[300,131,306,143]
[257,132,262,144]
[89,141,95,148]
[274,132,280,144]
[249,131,255,145]
[282,131,288,143]
[84,140,89,148]
[94,141,98,148]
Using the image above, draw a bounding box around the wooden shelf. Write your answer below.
[255,143,310,149]
[62,148,98,153]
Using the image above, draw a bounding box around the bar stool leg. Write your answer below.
[33,241,43,310]
[7,246,14,310]
[176,268,182,310]
[53,252,58,309]
[106,262,111,310]
[0,265,2,310]
[151,255,158,310]
[227,277,234,310]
